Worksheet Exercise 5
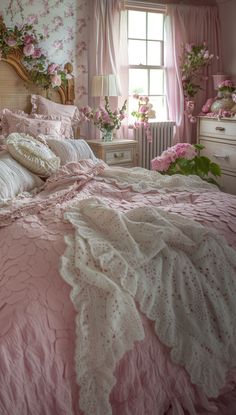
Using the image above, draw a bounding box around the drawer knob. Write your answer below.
[213,153,229,160]
[215,126,225,132]
[114,152,124,159]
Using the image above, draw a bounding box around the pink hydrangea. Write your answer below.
[151,143,197,172]
[173,143,197,160]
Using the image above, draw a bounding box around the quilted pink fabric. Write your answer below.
[0,162,236,415]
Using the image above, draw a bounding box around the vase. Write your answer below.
[101,129,113,142]
[210,91,234,113]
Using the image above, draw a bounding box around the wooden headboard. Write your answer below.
[0,54,75,113]
[0,14,75,114]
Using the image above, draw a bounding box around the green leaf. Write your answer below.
[209,162,221,177]
[194,143,205,151]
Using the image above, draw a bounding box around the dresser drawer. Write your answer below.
[199,118,236,141]
[200,138,236,173]
[105,148,133,165]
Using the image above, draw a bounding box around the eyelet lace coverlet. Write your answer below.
[1,161,236,415]
[60,197,236,415]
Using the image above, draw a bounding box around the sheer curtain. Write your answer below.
[87,0,128,139]
[165,5,222,143]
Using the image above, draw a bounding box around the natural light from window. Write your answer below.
[127,10,167,122]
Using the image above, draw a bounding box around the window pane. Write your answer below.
[150,69,164,95]
[147,41,162,66]
[150,96,168,121]
[148,13,164,40]
[128,40,146,65]
[129,69,148,95]
[128,11,146,39]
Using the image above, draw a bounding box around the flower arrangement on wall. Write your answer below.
[151,142,221,186]
[0,16,70,89]
[131,94,156,142]
[180,43,214,123]
[79,97,127,141]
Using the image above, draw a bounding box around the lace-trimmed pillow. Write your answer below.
[31,95,80,137]
[1,109,63,138]
[31,113,73,139]
[6,133,60,177]
[45,137,98,165]
[0,151,43,201]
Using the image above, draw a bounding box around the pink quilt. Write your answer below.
[0,161,236,415]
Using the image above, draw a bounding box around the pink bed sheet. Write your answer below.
[0,162,236,415]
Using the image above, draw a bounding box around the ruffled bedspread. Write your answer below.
[0,160,236,415]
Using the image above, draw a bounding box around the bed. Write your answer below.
[1,38,236,415]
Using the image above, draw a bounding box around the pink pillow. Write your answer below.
[1,109,63,138]
[31,113,73,139]
[31,94,80,137]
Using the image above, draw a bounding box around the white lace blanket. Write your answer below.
[95,165,219,193]
[60,197,236,415]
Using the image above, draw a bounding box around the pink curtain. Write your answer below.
[87,0,128,139]
[165,5,222,143]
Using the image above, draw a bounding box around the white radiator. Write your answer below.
[134,121,175,170]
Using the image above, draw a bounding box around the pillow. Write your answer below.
[31,113,73,139]
[6,133,60,177]
[1,109,63,138]
[45,137,98,165]
[31,94,80,136]
[0,151,43,201]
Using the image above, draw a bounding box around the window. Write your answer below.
[127,9,167,121]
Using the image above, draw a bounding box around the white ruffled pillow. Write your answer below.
[0,151,43,201]
[45,137,98,165]
[6,133,60,177]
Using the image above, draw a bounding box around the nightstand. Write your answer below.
[197,117,236,195]
[86,139,138,167]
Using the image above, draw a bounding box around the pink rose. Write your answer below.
[50,73,62,88]
[23,34,34,45]
[32,48,42,58]
[6,38,17,47]
[23,43,35,56]
[47,63,59,74]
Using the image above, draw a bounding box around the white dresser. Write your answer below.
[197,117,236,195]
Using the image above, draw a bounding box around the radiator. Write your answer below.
[134,121,175,170]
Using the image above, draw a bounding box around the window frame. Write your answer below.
[127,6,168,121]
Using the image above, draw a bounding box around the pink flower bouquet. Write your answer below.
[131,94,156,142]
[151,142,221,185]
[217,80,235,93]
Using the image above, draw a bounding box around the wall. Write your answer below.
[0,0,88,107]
[217,0,236,80]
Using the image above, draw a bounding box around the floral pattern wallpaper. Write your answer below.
[0,0,89,107]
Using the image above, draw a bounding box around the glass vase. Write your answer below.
[101,129,113,142]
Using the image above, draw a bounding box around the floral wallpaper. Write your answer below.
[0,0,89,107]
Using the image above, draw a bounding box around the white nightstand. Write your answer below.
[197,117,236,194]
[86,139,138,167]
